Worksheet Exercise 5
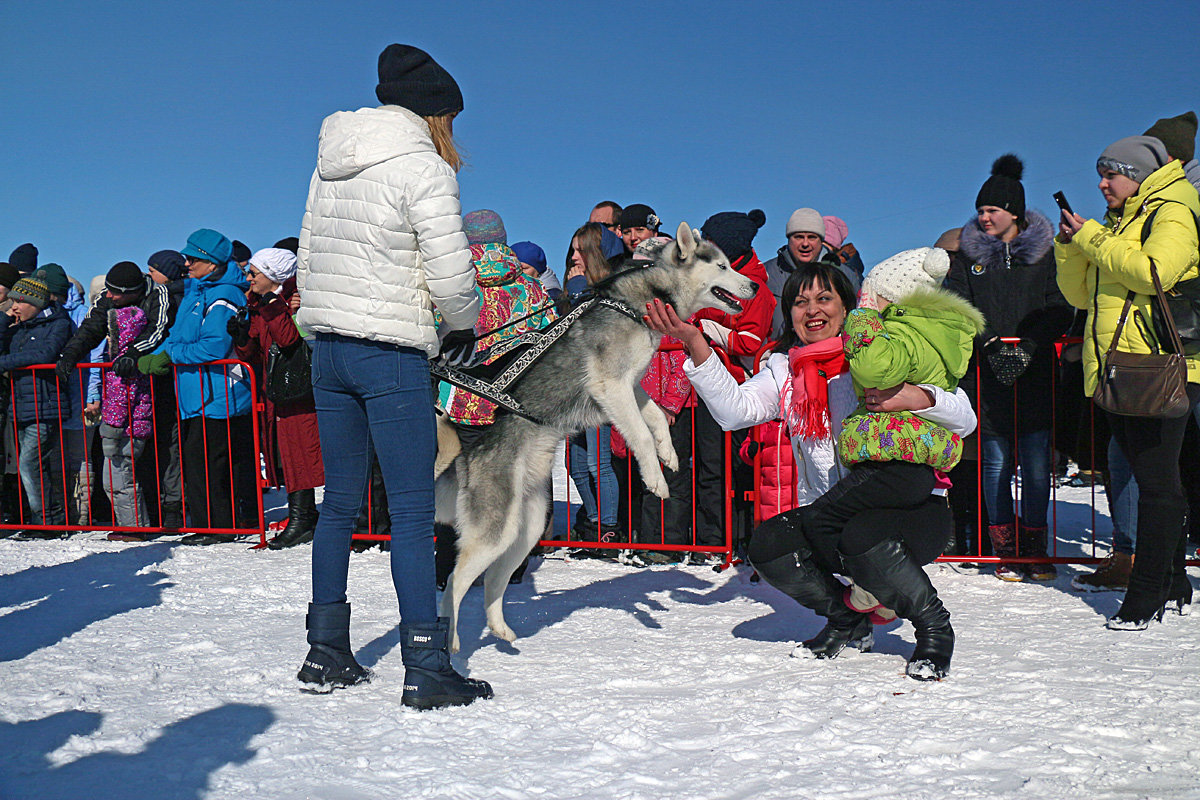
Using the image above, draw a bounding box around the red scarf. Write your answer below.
[784,336,848,441]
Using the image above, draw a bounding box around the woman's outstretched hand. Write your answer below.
[643,298,713,365]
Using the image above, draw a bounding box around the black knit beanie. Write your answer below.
[0,262,18,290]
[701,209,767,262]
[1144,111,1197,163]
[231,240,252,265]
[105,261,145,294]
[975,154,1026,221]
[8,243,37,276]
[147,250,185,282]
[375,44,463,117]
[273,237,299,255]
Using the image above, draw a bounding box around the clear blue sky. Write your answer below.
[2,0,1198,289]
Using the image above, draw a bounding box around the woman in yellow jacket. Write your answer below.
[1056,135,1200,630]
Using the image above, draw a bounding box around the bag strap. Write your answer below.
[1148,257,1185,355]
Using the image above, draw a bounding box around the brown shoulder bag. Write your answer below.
[1091,258,1190,418]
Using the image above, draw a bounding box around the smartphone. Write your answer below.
[1053,191,1073,216]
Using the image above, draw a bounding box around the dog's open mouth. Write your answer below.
[711,286,742,309]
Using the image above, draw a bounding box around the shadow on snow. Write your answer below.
[0,703,274,800]
[0,543,175,662]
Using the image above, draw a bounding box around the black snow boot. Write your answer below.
[400,618,494,710]
[752,550,873,659]
[296,602,371,690]
[269,489,319,550]
[842,539,953,681]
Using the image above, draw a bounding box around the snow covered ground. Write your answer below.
[2,483,1198,800]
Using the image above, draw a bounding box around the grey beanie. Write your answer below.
[1097,135,1169,184]
[785,208,825,238]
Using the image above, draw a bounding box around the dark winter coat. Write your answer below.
[763,246,855,340]
[234,279,323,492]
[0,305,74,424]
[58,275,175,368]
[945,210,1073,436]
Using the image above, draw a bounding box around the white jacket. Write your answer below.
[296,105,480,355]
[684,351,977,506]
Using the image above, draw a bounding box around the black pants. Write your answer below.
[180,414,255,529]
[640,407,694,546]
[749,461,949,574]
[1106,383,1200,614]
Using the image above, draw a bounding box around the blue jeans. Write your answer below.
[309,334,436,624]
[1107,437,1139,554]
[981,430,1051,528]
[18,422,64,526]
[568,424,619,527]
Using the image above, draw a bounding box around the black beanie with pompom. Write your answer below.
[701,209,767,262]
[975,154,1026,221]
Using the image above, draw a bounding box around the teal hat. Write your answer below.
[35,263,71,297]
[180,228,233,266]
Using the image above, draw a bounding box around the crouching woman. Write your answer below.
[645,253,979,680]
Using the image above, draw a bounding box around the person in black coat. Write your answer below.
[944,155,1074,582]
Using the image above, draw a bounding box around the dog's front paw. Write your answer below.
[449,631,461,654]
[644,471,670,500]
[659,444,679,472]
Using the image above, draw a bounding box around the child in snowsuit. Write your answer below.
[100,305,154,530]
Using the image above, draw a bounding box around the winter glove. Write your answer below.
[437,328,484,369]
[55,357,77,382]
[112,353,138,378]
[226,309,251,348]
[138,352,173,376]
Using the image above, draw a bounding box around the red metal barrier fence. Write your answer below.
[0,359,266,545]
[11,343,1198,570]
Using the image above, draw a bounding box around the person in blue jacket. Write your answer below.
[0,276,74,536]
[140,229,254,545]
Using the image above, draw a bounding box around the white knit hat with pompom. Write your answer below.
[860,247,950,304]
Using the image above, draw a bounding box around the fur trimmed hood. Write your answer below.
[959,209,1054,270]
[895,285,987,336]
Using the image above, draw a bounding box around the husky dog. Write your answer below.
[437,222,758,652]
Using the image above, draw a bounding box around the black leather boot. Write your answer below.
[297,602,371,690]
[400,618,493,710]
[752,550,872,659]
[269,489,319,550]
[842,539,953,681]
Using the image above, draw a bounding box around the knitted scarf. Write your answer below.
[784,335,848,441]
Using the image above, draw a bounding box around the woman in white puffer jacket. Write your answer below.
[293,44,491,710]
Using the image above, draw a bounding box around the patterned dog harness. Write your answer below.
[429,295,644,424]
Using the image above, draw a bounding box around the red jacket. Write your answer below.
[692,250,775,382]
[235,279,324,492]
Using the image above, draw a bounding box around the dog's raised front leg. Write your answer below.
[635,384,678,472]
[594,380,670,499]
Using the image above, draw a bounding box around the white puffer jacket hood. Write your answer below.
[297,105,479,354]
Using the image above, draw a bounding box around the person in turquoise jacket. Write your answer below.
[142,228,255,544]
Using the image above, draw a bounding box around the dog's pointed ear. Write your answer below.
[674,221,696,262]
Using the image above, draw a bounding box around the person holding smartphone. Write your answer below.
[944,155,1073,582]
[1055,134,1200,629]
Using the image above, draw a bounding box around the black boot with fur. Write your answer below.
[842,539,953,680]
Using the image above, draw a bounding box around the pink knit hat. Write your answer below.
[822,216,849,249]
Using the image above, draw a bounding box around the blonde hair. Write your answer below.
[424,114,463,172]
